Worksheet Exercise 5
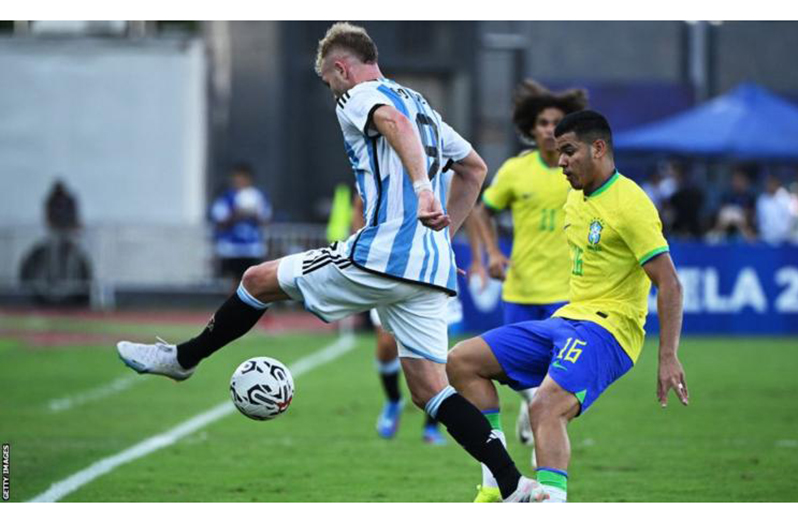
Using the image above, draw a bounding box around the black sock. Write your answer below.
[177,293,266,369]
[424,413,437,428]
[435,393,521,499]
[379,370,402,403]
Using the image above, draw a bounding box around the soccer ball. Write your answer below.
[229,357,294,421]
[234,187,261,215]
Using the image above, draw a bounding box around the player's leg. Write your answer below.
[116,257,290,379]
[382,293,544,502]
[446,336,507,502]
[117,241,360,379]
[177,258,289,369]
[530,318,634,502]
[448,319,554,501]
[505,302,568,465]
[372,312,404,439]
[503,302,538,450]
[401,356,541,501]
[528,375,580,503]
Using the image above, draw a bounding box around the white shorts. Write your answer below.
[369,297,462,329]
[277,242,450,364]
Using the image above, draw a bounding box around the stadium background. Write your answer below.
[1,20,797,502]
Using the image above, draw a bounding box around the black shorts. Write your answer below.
[219,257,260,280]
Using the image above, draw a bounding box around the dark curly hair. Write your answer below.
[512,80,588,141]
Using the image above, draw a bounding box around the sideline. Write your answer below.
[47,375,140,413]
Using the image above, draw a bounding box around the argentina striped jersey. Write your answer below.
[336,78,472,296]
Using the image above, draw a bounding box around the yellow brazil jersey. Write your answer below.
[481,150,571,304]
[553,171,669,363]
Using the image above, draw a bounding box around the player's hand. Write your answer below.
[487,251,510,281]
[657,354,688,407]
[468,261,489,291]
[417,189,450,231]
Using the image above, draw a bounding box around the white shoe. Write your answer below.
[502,477,549,503]
[117,338,195,381]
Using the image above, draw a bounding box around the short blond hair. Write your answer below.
[315,22,378,76]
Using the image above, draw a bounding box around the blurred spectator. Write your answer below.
[666,162,705,239]
[642,161,678,213]
[45,179,80,232]
[756,174,794,245]
[210,163,272,285]
[19,179,90,305]
[707,166,757,243]
[789,170,798,242]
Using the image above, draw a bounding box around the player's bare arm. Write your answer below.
[471,203,510,281]
[371,105,449,231]
[446,150,487,236]
[643,252,688,407]
[463,213,488,287]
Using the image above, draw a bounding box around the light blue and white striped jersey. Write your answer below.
[336,78,472,296]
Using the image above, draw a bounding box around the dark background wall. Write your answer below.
[210,21,798,222]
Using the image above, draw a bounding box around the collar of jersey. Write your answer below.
[535,150,560,172]
[585,170,620,199]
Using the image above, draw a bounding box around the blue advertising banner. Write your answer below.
[453,239,798,335]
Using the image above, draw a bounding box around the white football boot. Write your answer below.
[502,477,549,503]
[117,337,196,381]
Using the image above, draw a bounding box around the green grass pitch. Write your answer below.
[1,312,797,502]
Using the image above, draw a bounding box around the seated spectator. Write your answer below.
[667,162,705,239]
[45,179,80,233]
[707,166,757,243]
[756,174,794,245]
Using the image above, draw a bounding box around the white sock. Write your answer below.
[541,485,567,503]
[518,387,537,403]
[481,429,506,488]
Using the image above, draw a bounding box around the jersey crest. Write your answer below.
[588,219,604,247]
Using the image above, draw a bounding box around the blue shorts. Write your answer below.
[481,317,633,415]
[503,301,568,324]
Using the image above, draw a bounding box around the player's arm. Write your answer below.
[210,197,236,230]
[472,202,510,281]
[446,149,488,236]
[643,252,688,407]
[352,191,365,231]
[371,105,449,231]
[462,212,488,288]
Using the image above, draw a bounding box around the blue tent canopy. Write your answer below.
[614,83,798,162]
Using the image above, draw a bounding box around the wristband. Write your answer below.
[413,180,433,196]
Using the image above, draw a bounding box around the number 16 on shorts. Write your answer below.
[556,337,586,364]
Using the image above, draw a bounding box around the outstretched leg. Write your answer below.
[177,260,290,369]
[117,259,290,379]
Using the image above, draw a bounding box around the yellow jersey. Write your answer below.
[482,150,571,305]
[553,171,668,363]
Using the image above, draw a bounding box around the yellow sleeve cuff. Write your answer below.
[482,193,504,212]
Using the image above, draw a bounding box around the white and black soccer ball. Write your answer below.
[229,357,294,421]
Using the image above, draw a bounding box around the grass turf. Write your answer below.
[1,312,796,501]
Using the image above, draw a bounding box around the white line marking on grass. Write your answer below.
[47,376,140,413]
[28,333,356,502]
